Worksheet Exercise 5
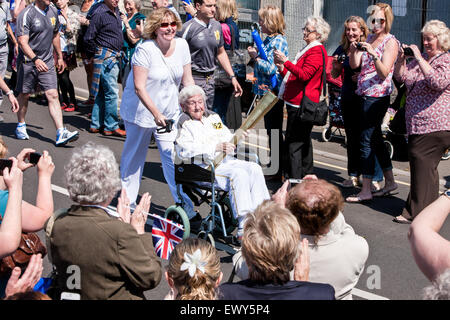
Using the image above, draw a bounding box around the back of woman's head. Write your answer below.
[216,0,238,22]
[286,179,343,243]
[242,200,300,285]
[65,142,121,205]
[0,136,7,158]
[258,5,285,35]
[167,238,221,300]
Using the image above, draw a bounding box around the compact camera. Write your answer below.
[29,152,42,165]
[356,42,366,51]
[157,119,175,134]
[403,46,414,57]
[0,159,12,175]
[337,54,347,63]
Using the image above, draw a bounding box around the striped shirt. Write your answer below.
[83,3,123,58]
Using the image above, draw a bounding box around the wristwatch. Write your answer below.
[373,55,379,62]
[5,90,13,96]
[31,56,38,63]
[230,74,236,79]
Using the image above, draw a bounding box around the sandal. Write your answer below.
[342,176,360,188]
[393,216,412,224]
[345,194,373,203]
[373,185,399,197]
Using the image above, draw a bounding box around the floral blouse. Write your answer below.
[398,52,450,136]
[356,33,399,97]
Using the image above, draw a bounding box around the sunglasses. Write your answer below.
[160,21,177,28]
[371,18,386,25]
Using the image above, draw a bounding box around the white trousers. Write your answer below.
[120,121,195,218]
[215,158,270,230]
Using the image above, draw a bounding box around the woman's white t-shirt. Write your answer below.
[120,38,191,128]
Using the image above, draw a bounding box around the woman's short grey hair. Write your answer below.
[422,19,450,52]
[65,142,121,205]
[179,85,207,106]
[305,16,331,43]
[125,0,141,11]
[422,269,450,300]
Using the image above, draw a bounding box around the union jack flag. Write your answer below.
[152,216,184,260]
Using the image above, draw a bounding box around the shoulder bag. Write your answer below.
[0,215,47,277]
[299,47,329,126]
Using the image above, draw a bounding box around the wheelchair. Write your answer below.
[163,159,239,247]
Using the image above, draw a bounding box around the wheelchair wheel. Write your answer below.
[321,127,332,142]
[164,205,190,239]
[384,140,394,159]
[198,231,215,247]
[215,198,238,235]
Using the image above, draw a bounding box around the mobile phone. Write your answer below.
[136,19,141,25]
[0,159,13,176]
[403,46,414,56]
[288,178,303,186]
[29,152,42,165]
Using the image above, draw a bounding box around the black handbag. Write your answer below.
[299,47,329,126]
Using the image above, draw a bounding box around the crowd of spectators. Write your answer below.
[0,0,448,301]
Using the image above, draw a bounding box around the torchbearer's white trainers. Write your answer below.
[56,128,79,146]
[15,123,29,140]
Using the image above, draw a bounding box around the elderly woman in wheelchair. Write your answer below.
[172,85,270,242]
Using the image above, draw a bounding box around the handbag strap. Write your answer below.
[302,46,327,99]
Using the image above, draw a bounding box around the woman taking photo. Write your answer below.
[274,16,330,179]
[393,20,450,224]
[121,0,146,87]
[247,5,288,181]
[331,16,384,191]
[119,8,198,223]
[347,2,398,203]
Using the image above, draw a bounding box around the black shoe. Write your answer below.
[189,212,203,233]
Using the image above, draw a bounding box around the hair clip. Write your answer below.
[180,249,207,277]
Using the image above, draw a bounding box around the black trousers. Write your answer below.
[341,92,361,177]
[285,105,314,179]
[402,130,450,220]
[264,98,285,176]
[58,69,76,105]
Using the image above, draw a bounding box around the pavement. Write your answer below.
[0,67,449,300]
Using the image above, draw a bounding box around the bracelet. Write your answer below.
[5,90,13,96]
[230,75,236,79]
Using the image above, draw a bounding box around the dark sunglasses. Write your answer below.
[160,21,177,28]
[372,18,386,25]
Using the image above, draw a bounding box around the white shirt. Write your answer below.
[120,38,191,128]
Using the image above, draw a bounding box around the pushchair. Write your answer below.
[382,81,409,160]
[321,56,346,144]
[321,82,346,144]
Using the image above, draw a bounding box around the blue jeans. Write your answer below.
[359,95,393,179]
[91,60,119,131]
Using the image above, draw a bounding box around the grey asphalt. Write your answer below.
[0,67,449,300]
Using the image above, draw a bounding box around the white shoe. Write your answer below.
[56,128,79,146]
[15,123,29,140]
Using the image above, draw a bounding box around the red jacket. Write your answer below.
[280,45,328,106]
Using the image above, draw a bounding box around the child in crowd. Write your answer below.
[164,238,223,300]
